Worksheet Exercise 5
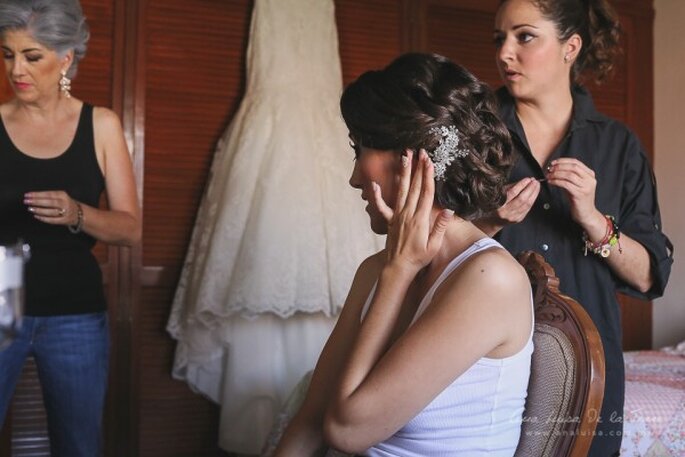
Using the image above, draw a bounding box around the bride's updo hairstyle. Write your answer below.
[340,53,514,220]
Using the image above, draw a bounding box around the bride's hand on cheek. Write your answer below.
[371,149,453,275]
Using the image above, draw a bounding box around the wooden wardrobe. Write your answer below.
[0,0,655,455]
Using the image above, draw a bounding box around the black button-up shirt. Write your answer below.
[495,85,674,455]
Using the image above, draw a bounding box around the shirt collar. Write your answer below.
[496,87,530,153]
[569,84,605,129]
[496,84,605,135]
[496,86,518,131]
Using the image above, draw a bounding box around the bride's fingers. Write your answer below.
[371,181,394,221]
[416,149,435,218]
[394,150,412,213]
[404,150,424,216]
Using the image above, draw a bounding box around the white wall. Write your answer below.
[653,0,685,348]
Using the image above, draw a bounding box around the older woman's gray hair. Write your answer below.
[0,0,89,78]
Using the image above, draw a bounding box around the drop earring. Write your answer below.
[59,70,72,98]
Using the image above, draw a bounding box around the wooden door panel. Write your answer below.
[336,0,405,83]
[422,1,500,87]
[138,1,251,455]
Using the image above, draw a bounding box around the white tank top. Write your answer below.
[361,238,533,457]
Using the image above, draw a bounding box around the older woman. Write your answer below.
[0,0,140,455]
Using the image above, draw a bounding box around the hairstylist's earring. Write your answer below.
[59,70,72,98]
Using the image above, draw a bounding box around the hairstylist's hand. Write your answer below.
[496,177,540,224]
[545,158,600,227]
[24,190,79,226]
[475,177,539,236]
[370,149,453,275]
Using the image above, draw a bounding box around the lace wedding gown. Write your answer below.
[166,0,383,453]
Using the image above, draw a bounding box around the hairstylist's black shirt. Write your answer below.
[495,85,673,455]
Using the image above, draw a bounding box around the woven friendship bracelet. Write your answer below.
[582,215,622,258]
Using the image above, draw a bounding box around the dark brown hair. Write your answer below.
[532,0,622,83]
[340,53,514,220]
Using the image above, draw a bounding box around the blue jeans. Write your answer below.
[0,312,109,457]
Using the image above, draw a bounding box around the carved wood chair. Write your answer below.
[513,251,606,457]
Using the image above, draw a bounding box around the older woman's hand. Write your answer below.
[24,190,79,226]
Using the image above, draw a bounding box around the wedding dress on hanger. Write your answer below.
[166,0,383,452]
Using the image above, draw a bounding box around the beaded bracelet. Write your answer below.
[582,215,622,258]
[68,202,84,234]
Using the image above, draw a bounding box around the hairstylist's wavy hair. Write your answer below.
[531,0,622,84]
[0,0,90,79]
[340,53,514,220]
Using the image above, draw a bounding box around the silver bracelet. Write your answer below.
[68,202,84,234]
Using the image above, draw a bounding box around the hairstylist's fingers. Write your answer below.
[548,159,595,181]
[550,158,594,174]
[549,173,584,190]
[547,175,585,196]
[505,177,535,200]
[394,150,412,213]
[513,179,540,206]
[416,150,435,217]
[404,150,425,215]
[547,163,595,195]
[496,180,539,223]
[371,181,394,221]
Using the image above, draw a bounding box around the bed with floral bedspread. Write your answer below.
[620,347,685,457]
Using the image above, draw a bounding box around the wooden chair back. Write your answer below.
[514,251,606,457]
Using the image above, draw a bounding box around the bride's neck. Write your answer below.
[425,215,486,276]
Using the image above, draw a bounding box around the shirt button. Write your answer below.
[543,203,551,210]
[541,244,549,252]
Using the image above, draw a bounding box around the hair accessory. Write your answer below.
[68,201,83,234]
[59,70,72,98]
[582,215,622,258]
[427,125,469,181]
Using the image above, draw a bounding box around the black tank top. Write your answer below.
[0,103,106,316]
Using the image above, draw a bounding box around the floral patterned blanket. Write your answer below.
[620,350,685,457]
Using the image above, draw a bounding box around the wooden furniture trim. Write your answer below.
[517,251,606,457]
